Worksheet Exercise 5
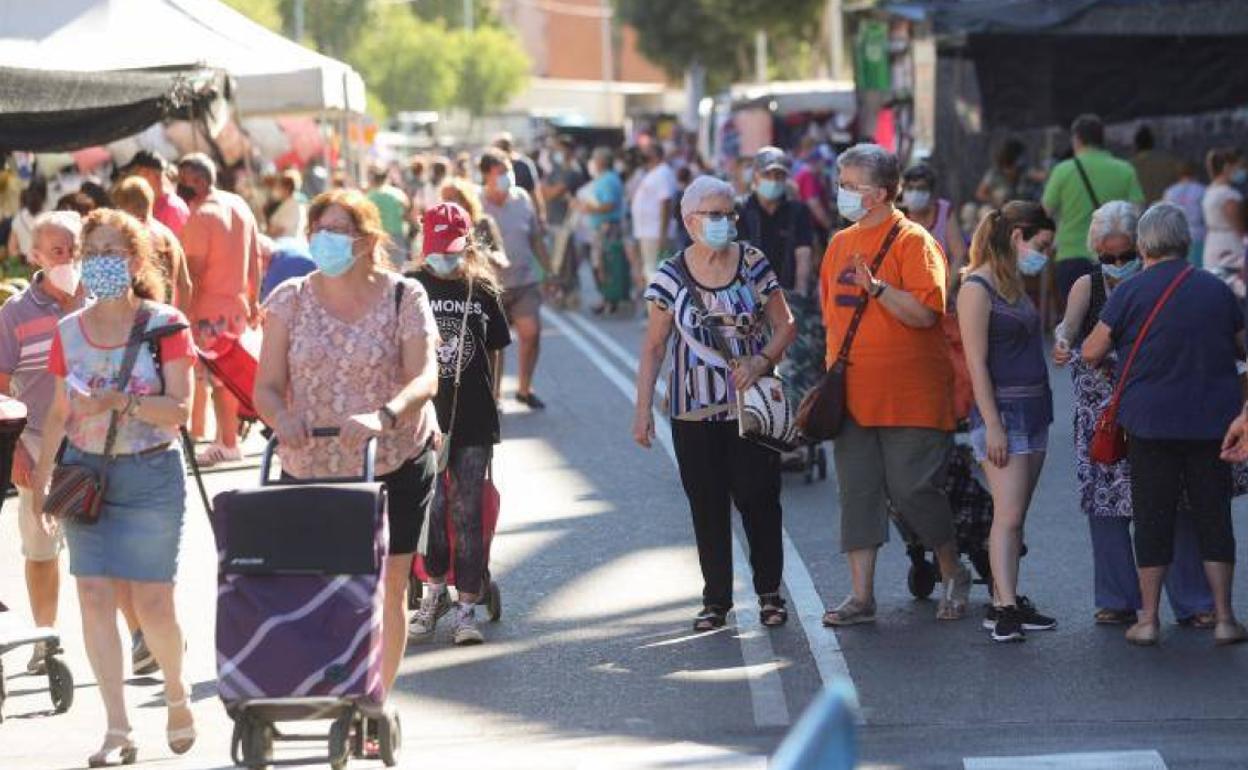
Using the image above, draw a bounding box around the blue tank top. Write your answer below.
[965,274,1053,429]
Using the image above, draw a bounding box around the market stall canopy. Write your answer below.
[0,0,367,116]
[730,80,857,117]
[0,65,222,152]
[884,0,1248,129]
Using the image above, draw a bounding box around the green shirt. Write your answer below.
[1042,149,1144,261]
[367,186,408,240]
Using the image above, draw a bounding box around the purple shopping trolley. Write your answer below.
[211,429,401,769]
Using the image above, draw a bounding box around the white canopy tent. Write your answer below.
[0,0,367,117]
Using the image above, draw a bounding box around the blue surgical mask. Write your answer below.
[701,217,736,250]
[757,179,785,201]
[837,187,867,222]
[309,231,358,277]
[902,189,931,211]
[494,172,514,194]
[425,253,463,277]
[1018,248,1048,276]
[81,255,131,299]
[1102,258,1142,282]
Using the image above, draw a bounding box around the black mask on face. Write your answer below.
[176,184,198,203]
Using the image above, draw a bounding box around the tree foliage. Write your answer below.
[449,26,531,118]
[277,0,373,58]
[349,8,459,115]
[220,0,283,32]
[613,0,825,89]
[409,0,500,29]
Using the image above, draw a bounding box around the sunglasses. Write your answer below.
[694,211,739,223]
[1098,250,1138,266]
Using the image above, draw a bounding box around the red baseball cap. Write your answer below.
[421,202,472,256]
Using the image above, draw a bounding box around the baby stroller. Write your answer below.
[0,396,74,721]
[892,440,1000,599]
[778,294,828,484]
[408,467,503,623]
[212,430,400,769]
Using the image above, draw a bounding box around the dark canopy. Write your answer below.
[0,66,224,152]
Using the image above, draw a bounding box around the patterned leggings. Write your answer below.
[424,444,492,596]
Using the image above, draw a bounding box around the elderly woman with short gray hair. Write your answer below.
[1084,202,1247,646]
[632,175,796,633]
[1055,201,1217,629]
[817,143,972,627]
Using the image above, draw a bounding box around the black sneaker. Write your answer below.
[982,605,999,631]
[516,392,546,410]
[991,605,1026,643]
[1016,596,1057,631]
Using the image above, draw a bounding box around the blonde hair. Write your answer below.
[306,189,392,267]
[81,209,165,301]
[965,201,1055,303]
[111,176,156,221]
[439,178,484,224]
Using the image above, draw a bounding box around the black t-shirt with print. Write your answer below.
[412,270,512,445]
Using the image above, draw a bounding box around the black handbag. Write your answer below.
[795,221,903,441]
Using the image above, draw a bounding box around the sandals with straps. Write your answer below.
[759,594,788,627]
[693,606,729,633]
[822,596,877,627]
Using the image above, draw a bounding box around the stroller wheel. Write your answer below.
[46,656,74,713]
[907,560,939,599]
[486,581,502,622]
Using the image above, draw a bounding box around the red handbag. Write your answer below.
[414,465,501,584]
[1090,265,1193,465]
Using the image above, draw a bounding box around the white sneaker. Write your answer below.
[452,604,484,646]
[196,443,242,468]
[408,585,450,640]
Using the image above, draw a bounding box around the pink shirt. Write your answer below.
[180,190,261,341]
[154,192,189,238]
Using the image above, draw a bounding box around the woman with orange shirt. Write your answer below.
[818,144,972,628]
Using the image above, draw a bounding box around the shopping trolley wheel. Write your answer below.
[407,575,423,611]
[46,655,74,713]
[329,711,354,770]
[486,581,502,622]
[240,717,274,770]
[907,560,939,599]
[378,710,402,767]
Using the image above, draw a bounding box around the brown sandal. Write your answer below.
[1177,611,1216,630]
[1095,608,1138,625]
[822,596,876,627]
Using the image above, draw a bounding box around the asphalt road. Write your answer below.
[2,303,1248,769]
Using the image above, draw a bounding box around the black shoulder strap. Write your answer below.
[833,220,903,365]
[673,253,736,367]
[1072,157,1101,209]
[394,281,406,318]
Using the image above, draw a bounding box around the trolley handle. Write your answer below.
[260,426,378,485]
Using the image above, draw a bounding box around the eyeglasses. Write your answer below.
[1098,250,1138,266]
[694,211,739,223]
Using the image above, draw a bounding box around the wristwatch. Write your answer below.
[378,404,399,429]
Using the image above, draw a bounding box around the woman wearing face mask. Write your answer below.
[901,165,967,286]
[254,189,441,700]
[30,209,198,766]
[407,203,510,645]
[1054,201,1220,629]
[958,201,1057,642]
[633,175,796,632]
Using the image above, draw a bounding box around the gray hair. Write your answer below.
[837,143,901,197]
[680,175,734,219]
[591,146,613,167]
[178,152,217,186]
[1086,200,1139,254]
[31,210,82,245]
[1137,202,1191,261]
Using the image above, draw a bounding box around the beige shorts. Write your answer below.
[17,486,62,562]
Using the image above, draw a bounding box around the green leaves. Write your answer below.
[448,26,531,118]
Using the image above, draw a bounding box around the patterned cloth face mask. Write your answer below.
[81,254,131,299]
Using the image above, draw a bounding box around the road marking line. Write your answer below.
[545,308,791,728]
[964,750,1168,769]
[561,310,860,706]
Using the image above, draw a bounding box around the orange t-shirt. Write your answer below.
[819,209,955,431]
[180,190,261,338]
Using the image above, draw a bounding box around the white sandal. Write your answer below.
[166,695,197,755]
[195,443,241,468]
[88,728,137,767]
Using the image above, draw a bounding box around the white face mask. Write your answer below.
[45,262,81,295]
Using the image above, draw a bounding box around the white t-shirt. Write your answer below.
[1202,182,1244,273]
[630,163,677,241]
[268,197,306,240]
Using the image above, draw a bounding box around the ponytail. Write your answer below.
[964,201,1054,303]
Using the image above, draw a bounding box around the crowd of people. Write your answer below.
[4,112,1248,763]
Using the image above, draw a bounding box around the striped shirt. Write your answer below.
[0,274,87,444]
[643,244,780,421]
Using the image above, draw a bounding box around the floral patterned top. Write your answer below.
[264,271,437,479]
[48,303,194,455]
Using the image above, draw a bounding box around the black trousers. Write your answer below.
[1127,435,1235,567]
[671,419,784,609]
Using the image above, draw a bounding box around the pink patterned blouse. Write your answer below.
[264,271,437,479]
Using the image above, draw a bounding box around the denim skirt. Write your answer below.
[63,444,187,582]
